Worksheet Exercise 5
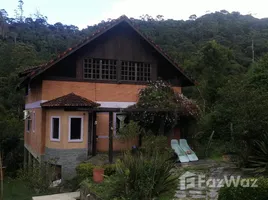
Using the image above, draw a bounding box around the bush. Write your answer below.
[76,162,116,181]
[103,164,116,176]
[218,177,268,200]
[17,162,57,194]
[76,162,95,180]
[106,151,178,200]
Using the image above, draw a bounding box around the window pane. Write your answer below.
[84,58,117,80]
[70,118,82,140]
[52,118,59,139]
[121,61,151,81]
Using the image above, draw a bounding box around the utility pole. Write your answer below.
[252,39,255,63]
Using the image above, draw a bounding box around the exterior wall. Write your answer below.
[42,80,181,102]
[42,80,146,102]
[25,80,42,104]
[24,108,44,157]
[43,110,89,180]
[24,80,182,157]
[45,110,88,149]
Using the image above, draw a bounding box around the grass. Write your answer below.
[3,178,35,200]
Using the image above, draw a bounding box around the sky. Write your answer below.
[1,0,268,29]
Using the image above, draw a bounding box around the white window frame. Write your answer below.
[68,116,83,142]
[32,111,36,133]
[50,116,61,142]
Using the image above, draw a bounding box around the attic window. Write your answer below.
[121,61,151,81]
[84,58,117,80]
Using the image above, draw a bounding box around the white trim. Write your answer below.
[68,116,83,142]
[97,101,136,108]
[25,100,47,109]
[50,116,61,142]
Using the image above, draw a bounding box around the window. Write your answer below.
[121,61,151,81]
[69,117,83,142]
[114,113,129,135]
[26,111,32,132]
[51,117,60,141]
[26,118,31,132]
[84,58,117,80]
[32,111,36,133]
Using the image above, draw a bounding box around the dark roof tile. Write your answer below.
[41,93,100,108]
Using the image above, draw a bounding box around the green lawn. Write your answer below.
[3,178,34,200]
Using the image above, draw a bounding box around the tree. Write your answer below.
[15,0,24,22]
[0,9,8,38]
[130,80,199,135]
[189,14,197,20]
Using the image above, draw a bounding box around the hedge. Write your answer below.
[218,177,268,200]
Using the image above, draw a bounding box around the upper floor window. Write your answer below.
[121,61,151,82]
[84,58,117,80]
[83,58,152,82]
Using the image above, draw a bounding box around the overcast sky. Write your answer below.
[2,0,268,29]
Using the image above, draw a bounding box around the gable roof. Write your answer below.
[19,15,195,87]
[41,93,100,108]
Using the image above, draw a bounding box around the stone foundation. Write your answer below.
[43,147,88,180]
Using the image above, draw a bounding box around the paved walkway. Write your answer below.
[32,192,80,200]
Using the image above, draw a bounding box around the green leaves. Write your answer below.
[131,80,199,135]
[106,151,177,200]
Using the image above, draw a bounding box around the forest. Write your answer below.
[1,0,268,174]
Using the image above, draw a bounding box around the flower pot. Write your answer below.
[93,168,104,183]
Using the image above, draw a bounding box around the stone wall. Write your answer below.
[43,147,87,180]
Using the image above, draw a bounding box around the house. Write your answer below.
[18,15,194,180]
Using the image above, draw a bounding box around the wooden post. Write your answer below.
[92,112,97,156]
[109,112,113,163]
[88,112,93,156]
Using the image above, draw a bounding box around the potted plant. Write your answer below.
[93,166,105,183]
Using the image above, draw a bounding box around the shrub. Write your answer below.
[141,135,169,153]
[17,162,57,194]
[106,151,178,200]
[218,177,268,200]
[245,134,268,174]
[103,164,116,176]
[76,162,95,180]
[76,162,116,181]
